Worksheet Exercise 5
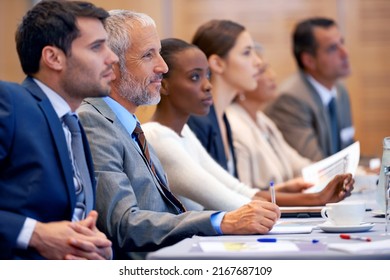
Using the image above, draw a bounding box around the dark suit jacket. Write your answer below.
[0,77,96,259]
[265,71,354,161]
[187,105,239,178]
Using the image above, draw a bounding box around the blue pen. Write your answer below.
[257,238,277,242]
[257,238,320,243]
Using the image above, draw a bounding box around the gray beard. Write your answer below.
[118,71,161,106]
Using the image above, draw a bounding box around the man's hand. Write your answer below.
[221,200,280,235]
[30,211,112,260]
[65,211,112,260]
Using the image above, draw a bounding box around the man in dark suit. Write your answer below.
[0,0,118,259]
[265,17,354,161]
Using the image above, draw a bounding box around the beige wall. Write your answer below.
[0,0,29,81]
[1,0,390,156]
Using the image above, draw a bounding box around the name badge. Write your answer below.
[341,126,355,143]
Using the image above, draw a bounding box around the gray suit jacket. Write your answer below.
[265,71,354,161]
[77,98,217,259]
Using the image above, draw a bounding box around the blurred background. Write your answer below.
[1,0,389,157]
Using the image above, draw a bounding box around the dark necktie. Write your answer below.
[328,97,340,154]
[133,122,186,213]
[63,113,93,218]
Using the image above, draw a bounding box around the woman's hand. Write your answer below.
[275,177,314,193]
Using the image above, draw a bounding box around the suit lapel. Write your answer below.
[301,73,333,154]
[22,77,76,215]
[84,98,171,199]
[80,125,96,207]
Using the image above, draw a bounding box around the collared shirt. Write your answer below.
[17,79,75,250]
[211,212,225,235]
[103,96,137,138]
[103,96,225,234]
[34,79,84,221]
[103,96,142,154]
[34,78,71,119]
[306,74,337,107]
[306,74,355,145]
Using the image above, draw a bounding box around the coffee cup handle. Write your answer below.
[321,207,329,219]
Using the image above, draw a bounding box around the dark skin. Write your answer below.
[153,46,280,233]
[254,174,354,206]
[152,46,354,207]
[151,48,213,134]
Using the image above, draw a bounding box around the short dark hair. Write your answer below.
[192,19,245,59]
[15,0,109,75]
[160,38,198,79]
[293,17,337,69]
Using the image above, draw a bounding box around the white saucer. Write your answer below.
[318,222,375,233]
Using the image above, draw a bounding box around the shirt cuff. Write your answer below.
[210,211,226,235]
[16,218,37,249]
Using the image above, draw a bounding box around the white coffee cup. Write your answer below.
[321,201,366,226]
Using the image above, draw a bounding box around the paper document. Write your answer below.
[268,220,315,234]
[328,239,390,254]
[302,142,360,193]
[199,241,299,253]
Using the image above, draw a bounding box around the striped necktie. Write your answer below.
[63,113,94,220]
[133,122,186,213]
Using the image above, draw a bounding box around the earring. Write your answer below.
[238,93,246,101]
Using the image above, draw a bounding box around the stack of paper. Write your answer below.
[269,220,315,234]
[328,239,390,254]
[199,241,299,253]
[302,142,360,193]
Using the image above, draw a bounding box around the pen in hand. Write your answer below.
[269,181,276,204]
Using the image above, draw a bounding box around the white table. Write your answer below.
[147,189,390,260]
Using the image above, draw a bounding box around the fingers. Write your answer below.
[68,225,112,248]
[64,254,87,260]
[343,175,355,192]
[320,173,353,204]
[250,221,275,234]
[305,181,315,187]
[68,237,96,252]
[221,201,280,235]
[333,174,354,200]
[338,173,354,194]
[100,247,113,260]
[65,249,105,260]
[252,201,281,221]
[30,220,111,260]
[331,174,353,191]
[67,237,111,260]
[78,210,99,230]
[276,178,314,193]
[67,221,112,260]
[69,222,95,236]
